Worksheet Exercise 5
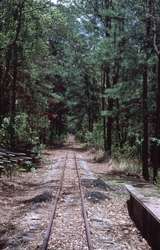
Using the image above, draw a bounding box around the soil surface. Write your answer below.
[0,142,151,250]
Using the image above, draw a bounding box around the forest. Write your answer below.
[1,1,160,250]
[1,0,160,183]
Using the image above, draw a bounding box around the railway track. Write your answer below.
[74,153,93,250]
[40,152,93,250]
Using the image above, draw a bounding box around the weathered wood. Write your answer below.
[126,184,160,250]
[0,152,7,156]
[0,166,4,178]
[0,148,40,179]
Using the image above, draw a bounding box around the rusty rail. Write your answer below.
[41,153,93,250]
[74,153,93,250]
[41,155,67,250]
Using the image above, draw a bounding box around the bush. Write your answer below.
[76,123,103,149]
[0,113,42,150]
[32,143,45,156]
[75,130,86,142]
[85,123,103,149]
[0,117,10,146]
[113,143,138,161]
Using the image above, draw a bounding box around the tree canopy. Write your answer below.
[1,0,160,181]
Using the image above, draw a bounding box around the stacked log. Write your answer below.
[0,148,41,180]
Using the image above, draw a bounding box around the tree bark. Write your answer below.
[153,55,160,181]
[9,0,25,149]
[142,63,150,181]
[0,46,12,124]
[106,66,113,157]
[101,70,107,152]
[0,65,3,125]
[85,75,93,132]
[10,44,18,149]
[115,99,122,146]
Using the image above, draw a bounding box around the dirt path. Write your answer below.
[0,145,151,250]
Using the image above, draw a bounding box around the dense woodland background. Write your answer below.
[0,0,160,182]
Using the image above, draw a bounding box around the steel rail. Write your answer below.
[41,154,67,250]
[74,153,93,250]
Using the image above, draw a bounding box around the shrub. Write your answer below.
[0,113,41,149]
[76,123,103,149]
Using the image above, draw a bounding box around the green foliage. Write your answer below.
[21,161,36,172]
[113,143,140,162]
[151,138,160,146]
[0,117,10,146]
[104,87,121,99]
[32,143,45,157]
[77,123,104,149]
[101,110,112,117]
[75,130,86,143]
[0,0,160,180]
[85,132,103,149]
[0,113,47,149]
[14,113,29,143]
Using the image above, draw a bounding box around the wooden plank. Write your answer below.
[126,184,160,223]
[126,184,160,250]
[0,152,8,156]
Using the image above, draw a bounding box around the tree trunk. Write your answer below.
[0,47,12,124]
[10,44,18,150]
[153,55,160,181]
[106,66,113,157]
[106,101,113,156]
[87,82,93,132]
[9,0,25,149]
[0,65,3,125]
[142,63,150,181]
[115,99,122,146]
[101,70,107,152]
[88,111,93,132]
